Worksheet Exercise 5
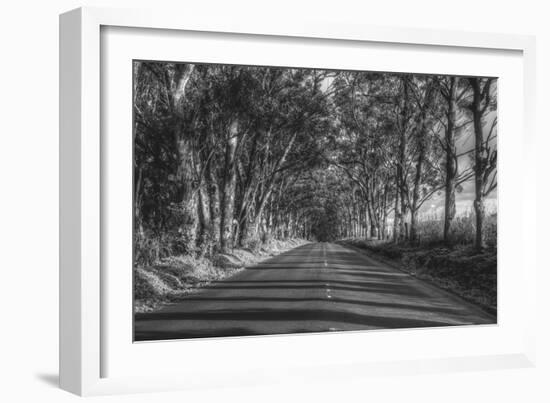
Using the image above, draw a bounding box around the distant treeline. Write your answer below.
[133,62,497,264]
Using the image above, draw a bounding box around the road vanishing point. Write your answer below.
[134,242,495,341]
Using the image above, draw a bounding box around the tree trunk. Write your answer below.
[170,63,197,253]
[409,79,436,243]
[235,132,261,247]
[244,187,273,243]
[397,77,409,241]
[219,121,239,252]
[196,182,210,253]
[469,78,486,251]
[393,178,401,243]
[382,207,388,240]
[400,195,408,240]
[134,163,144,233]
[443,77,457,244]
[205,161,220,252]
[175,132,198,253]
[364,205,369,239]
[237,216,251,247]
[409,149,424,243]
[365,190,376,238]
[133,163,145,262]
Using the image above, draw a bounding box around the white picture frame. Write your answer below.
[59,6,537,396]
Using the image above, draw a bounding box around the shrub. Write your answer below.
[245,237,262,254]
[483,213,497,249]
[261,231,272,244]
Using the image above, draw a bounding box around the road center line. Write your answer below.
[323,244,331,299]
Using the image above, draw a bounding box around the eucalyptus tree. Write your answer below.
[432,76,475,244]
[232,67,332,247]
[391,75,414,242]
[406,75,443,242]
[331,72,399,239]
[133,61,499,264]
[133,61,199,260]
[465,77,497,250]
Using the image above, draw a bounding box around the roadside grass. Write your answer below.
[340,238,497,315]
[134,238,307,313]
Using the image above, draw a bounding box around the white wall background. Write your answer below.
[0,0,547,401]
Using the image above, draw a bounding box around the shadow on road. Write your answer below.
[134,243,495,341]
[135,307,458,341]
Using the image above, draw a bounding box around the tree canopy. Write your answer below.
[133,61,497,264]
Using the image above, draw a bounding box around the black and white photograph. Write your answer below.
[133,61,497,341]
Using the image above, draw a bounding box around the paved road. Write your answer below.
[134,242,495,341]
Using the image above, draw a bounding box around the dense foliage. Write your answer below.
[134,62,497,265]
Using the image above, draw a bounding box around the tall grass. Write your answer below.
[415,211,497,248]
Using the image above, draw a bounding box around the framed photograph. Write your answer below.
[60,6,537,396]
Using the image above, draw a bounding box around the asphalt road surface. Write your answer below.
[134,242,495,341]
